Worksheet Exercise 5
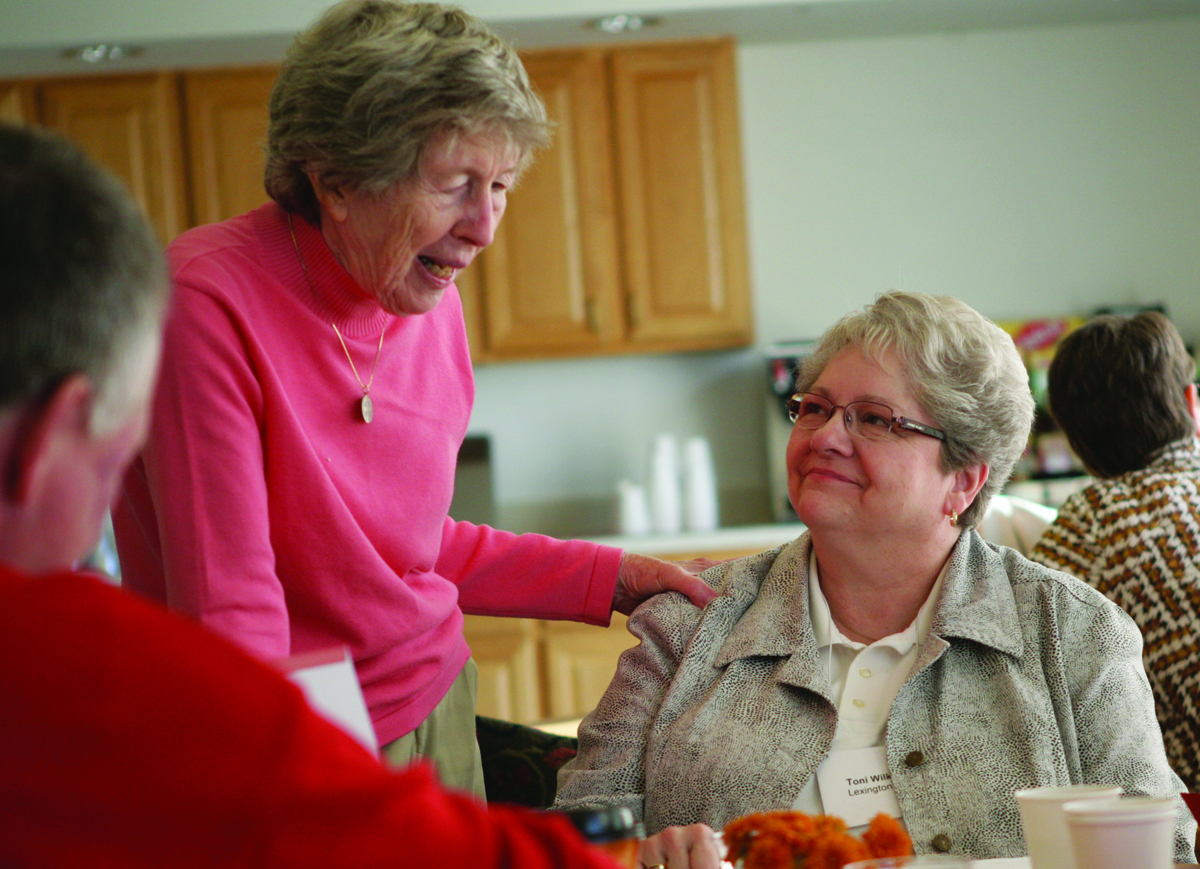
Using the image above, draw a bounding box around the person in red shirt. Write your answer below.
[0,121,622,869]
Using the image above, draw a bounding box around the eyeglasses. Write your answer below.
[787,392,946,442]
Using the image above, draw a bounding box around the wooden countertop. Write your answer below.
[584,522,806,560]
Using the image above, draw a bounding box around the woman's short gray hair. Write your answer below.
[795,291,1034,528]
[265,0,551,223]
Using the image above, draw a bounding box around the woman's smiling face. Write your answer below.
[316,128,520,317]
[786,344,958,540]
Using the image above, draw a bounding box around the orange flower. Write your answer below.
[810,836,870,869]
[722,810,912,869]
[862,813,911,859]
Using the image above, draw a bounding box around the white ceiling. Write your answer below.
[1,0,1198,78]
[497,0,1200,47]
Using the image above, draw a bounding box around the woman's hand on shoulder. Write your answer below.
[612,553,721,615]
[639,823,724,869]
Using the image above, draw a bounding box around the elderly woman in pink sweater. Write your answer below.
[114,0,713,796]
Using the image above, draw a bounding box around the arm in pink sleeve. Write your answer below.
[436,517,623,627]
[141,284,290,660]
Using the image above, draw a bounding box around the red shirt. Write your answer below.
[0,564,620,869]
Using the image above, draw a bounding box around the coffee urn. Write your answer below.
[763,340,817,523]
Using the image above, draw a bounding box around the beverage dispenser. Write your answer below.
[763,341,816,523]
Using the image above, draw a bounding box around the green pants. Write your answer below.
[379,659,485,798]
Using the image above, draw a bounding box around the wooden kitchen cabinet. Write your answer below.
[465,39,752,362]
[0,81,35,124]
[541,615,638,721]
[612,41,752,348]
[466,49,624,358]
[1,66,273,242]
[5,40,750,361]
[465,538,774,726]
[182,67,276,226]
[462,615,543,724]
[463,613,640,725]
[39,74,189,245]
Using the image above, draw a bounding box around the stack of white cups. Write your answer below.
[1063,796,1179,869]
[617,434,719,536]
[1016,785,1123,869]
[649,433,719,535]
[648,434,683,535]
[682,436,719,532]
[615,480,651,536]
[1016,784,1178,869]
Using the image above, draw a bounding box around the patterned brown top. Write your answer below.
[1031,437,1200,791]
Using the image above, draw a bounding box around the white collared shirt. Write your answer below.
[792,550,947,817]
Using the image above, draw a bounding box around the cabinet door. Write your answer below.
[462,615,543,723]
[40,74,188,245]
[611,40,752,350]
[542,615,638,721]
[0,81,36,124]
[182,67,277,227]
[478,49,624,358]
[455,262,489,363]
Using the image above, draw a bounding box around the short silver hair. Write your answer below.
[265,0,551,223]
[795,291,1034,528]
[0,122,168,433]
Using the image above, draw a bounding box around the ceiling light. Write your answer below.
[591,14,662,34]
[63,44,144,64]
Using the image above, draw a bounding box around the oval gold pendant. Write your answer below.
[360,394,374,423]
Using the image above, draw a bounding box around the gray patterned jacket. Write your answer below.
[555,530,1196,861]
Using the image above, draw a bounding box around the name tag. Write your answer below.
[815,745,902,827]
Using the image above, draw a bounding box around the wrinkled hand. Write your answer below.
[639,823,724,869]
[612,553,721,615]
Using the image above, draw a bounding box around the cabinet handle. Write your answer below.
[585,296,598,333]
[625,292,638,329]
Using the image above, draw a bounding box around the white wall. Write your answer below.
[7,6,1194,534]
[474,349,772,534]
[473,16,1200,534]
[741,16,1200,344]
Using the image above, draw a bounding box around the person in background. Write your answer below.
[0,120,631,869]
[1030,311,1200,792]
[554,292,1195,867]
[113,0,714,797]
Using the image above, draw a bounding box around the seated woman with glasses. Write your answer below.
[553,291,1194,868]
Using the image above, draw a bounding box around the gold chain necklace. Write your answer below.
[331,321,385,423]
[288,214,385,423]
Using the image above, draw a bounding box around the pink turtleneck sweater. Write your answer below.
[114,202,622,744]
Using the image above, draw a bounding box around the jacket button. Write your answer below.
[931,833,952,852]
[905,750,925,767]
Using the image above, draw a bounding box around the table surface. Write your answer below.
[719,856,1191,868]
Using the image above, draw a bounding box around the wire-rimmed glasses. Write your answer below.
[787,392,946,442]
